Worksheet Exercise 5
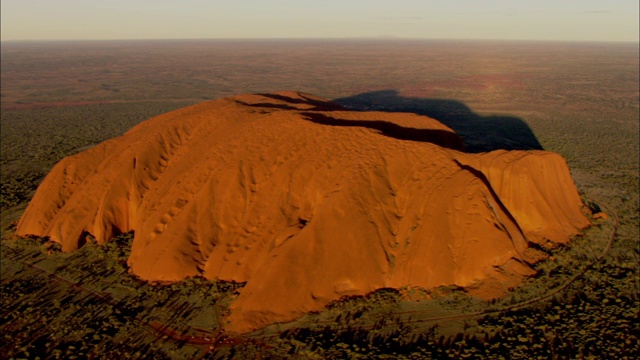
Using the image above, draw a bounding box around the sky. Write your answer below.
[1,0,638,42]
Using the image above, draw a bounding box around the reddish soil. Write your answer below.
[3,101,113,111]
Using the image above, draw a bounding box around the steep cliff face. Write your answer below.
[16,91,590,333]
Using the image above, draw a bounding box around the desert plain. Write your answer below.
[1,39,638,359]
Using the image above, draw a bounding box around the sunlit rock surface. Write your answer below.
[17,91,590,333]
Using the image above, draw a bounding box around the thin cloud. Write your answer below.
[582,10,612,14]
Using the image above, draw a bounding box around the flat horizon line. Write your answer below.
[1,37,638,45]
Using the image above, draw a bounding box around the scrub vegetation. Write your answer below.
[1,40,638,358]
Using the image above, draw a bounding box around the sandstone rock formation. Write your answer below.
[16,91,590,333]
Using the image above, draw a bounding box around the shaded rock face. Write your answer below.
[16,91,590,333]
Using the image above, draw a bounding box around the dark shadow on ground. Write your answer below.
[334,90,543,153]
